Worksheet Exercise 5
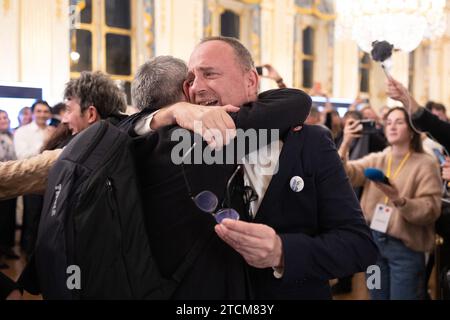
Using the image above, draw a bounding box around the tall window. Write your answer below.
[302,26,314,89]
[359,52,371,93]
[70,0,134,104]
[220,9,240,38]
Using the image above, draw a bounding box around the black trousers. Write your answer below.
[21,195,43,255]
[0,198,17,248]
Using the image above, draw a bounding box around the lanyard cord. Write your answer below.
[384,151,411,205]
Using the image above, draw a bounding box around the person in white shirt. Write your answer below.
[13,100,52,255]
[14,101,52,160]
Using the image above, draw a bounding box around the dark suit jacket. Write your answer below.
[250,125,379,299]
[131,89,312,299]
[412,107,450,152]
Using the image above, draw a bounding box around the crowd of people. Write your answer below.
[0,36,449,300]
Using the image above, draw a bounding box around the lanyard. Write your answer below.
[384,151,411,205]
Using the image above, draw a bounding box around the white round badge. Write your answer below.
[290,176,304,193]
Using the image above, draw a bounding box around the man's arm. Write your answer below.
[0,149,62,200]
[411,108,450,152]
[134,89,311,149]
[231,88,311,136]
[387,77,450,151]
[132,103,240,149]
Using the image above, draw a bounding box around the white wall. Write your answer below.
[332,37,358,99]
[0,0,20,82]
[154,0,203,62]
[0,0,70,105]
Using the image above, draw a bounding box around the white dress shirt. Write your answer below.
[14,122,48,159]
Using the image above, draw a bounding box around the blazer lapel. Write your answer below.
[253,128,306,223]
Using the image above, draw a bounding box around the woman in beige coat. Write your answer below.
[338,107,442,300]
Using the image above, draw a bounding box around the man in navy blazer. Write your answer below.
[186,36,379,299]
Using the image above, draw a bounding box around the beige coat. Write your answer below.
[0,148,62,200]
[343,147,442,252]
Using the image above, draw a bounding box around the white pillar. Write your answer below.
[260,0,295,91]
[155,0,203,61]
[0,0,20,82]
[332,38,359,99]
[19,0,69,104]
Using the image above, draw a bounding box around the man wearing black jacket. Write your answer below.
[185,37,378,299]
[123,55,311,299]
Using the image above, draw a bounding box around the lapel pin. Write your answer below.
[290,176,304,192]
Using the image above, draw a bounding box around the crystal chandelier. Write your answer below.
[336,0,447,53]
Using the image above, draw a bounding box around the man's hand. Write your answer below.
[172,103,239,149]
[386,78,420,114]
[443,157,450,181]
[6,289,22,300]
[215,219,284,269]
[150,102,240,149]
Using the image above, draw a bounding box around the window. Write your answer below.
[302,27,314,89]
[220,10,240,38]
[70,0,134,104]
[359,52,371,93]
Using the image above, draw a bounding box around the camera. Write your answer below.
[256,66,264,76]
[360,119,377,134]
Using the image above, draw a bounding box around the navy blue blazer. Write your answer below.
[249,125,379,300]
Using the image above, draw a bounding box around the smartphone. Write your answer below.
[360,119,377,134]
[433,148,446,165]
[256,66,263,76]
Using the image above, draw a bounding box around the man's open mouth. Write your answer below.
[199,100,219,106]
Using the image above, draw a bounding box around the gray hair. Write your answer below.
[200,36,255,73]
[132,56,188,110]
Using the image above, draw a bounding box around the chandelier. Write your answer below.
[336,0,447,53]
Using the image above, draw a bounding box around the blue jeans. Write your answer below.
[368,231,426,300]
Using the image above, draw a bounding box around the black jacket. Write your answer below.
[132,89,311,299]
[412,107,450,152]
[250,125,379,299]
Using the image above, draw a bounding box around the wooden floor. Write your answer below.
[0,232,438,300]
[1,252,369,300]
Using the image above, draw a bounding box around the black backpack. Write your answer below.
[34,120,209,299]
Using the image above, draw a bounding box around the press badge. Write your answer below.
[370,204,393,233]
